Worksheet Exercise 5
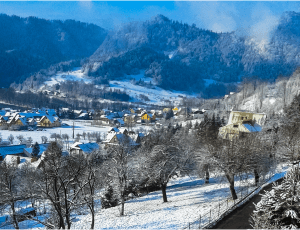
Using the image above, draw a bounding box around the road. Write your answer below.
[213,178,283,229]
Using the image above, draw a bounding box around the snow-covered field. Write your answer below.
[109,71,192,105]
[72,175,233,229]
[43,68,92,87]
[0,120,153,146]
[0,120,110,145]
[0,164,288,229]
[72,169,288,229]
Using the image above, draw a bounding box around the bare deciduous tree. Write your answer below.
[8,134,14,144]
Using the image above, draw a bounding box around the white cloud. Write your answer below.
[78,0,93,10]
[174,2,238,33]
[249,3,279,42]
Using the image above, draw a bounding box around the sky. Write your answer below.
[0,1,300,35]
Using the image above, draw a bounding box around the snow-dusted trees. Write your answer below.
[251,166,300,228]
[33,142,88,229]
[243,133,274,186]
[41,136,48,144]
[194,114,222,184]
[0,161,23,229]
[140,126,195,202]
[76,151,106,229]
[277,96,300,164]
[204,135,272,200]
[105,135,135,216]
[8,134,14,144]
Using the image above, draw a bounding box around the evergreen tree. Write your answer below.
[251,167,300,228]
[32,142,40,158]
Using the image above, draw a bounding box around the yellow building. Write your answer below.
[38,116,61,127]
[141,113,156,122]
[219,111,266,140]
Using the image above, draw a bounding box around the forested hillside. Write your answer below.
[84,12,300,96]
[0,14,107,87]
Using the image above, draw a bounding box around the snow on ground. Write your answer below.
[0,120,111,146]
[43,68,92,87]
[0,164,289,229]
[0,120,152,147]
[41,68,196,106]
[71,174,265,229]
[110,71,194,105]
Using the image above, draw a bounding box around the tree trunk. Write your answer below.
[226,174,237,200]
[11,201,19,229]
[120,196,125,216]
[254,169,259,186]
[89,205,95,229]
[161,183,168,202]
[204,165,209,184]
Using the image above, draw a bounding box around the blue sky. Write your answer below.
[0,1,300,34]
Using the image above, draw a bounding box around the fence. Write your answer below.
[183,167,280,229]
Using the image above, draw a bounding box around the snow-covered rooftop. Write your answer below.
[0,144,26,158]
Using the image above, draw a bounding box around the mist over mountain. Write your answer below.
[0,14,107,87]
[84,12,300,97]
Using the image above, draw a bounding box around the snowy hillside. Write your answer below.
[80,12,300,97]
[42,68,92,87]
[41,68,195,105]
[110,71,195,105]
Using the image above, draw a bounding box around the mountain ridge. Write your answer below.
[0,13,107,87]
[84,11,300,97]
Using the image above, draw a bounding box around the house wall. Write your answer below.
[228,112,265,125]
[219,122,250,139]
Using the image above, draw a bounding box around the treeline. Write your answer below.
[59,81,131,102]
[11,60,83,91]
[0,88,133,111]
[0,13,107,87]
[0,88,69,109]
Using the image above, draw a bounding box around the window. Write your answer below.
[233,125,238,128]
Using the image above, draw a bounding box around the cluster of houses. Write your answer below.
[0,108,61,130]
[0,125,144,169]
[92,107,206,127]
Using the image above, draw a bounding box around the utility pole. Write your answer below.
[73,122,75,139]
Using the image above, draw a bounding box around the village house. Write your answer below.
[23,143,50,158]
[124,114,137,124]
[219,111,266,140]
[0,110,61,130]
[108,127,120,133]
[70,142,100,155]
[38,115,61,128]
[103,129,139,148]
[3,155,32,166]
[99,114,115,126]
[141,112,156,122]
[113,118,125,127]
[0,144,27,161]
